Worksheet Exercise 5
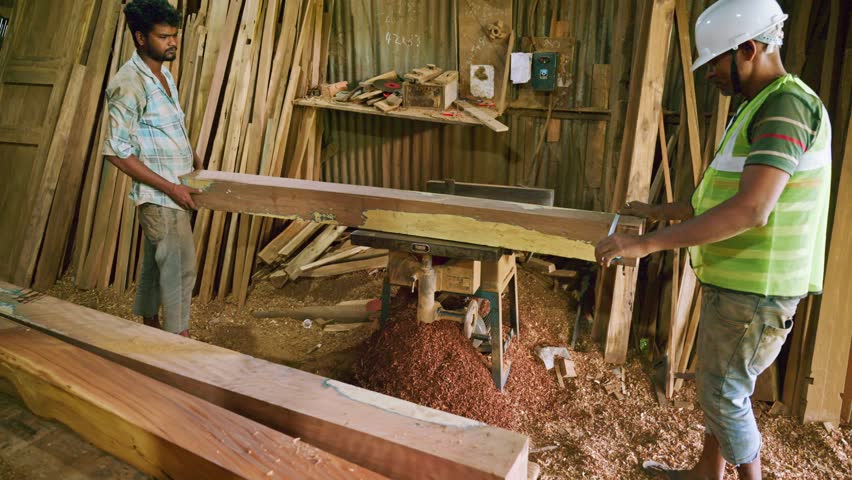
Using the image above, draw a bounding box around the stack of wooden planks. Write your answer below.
[21,0,333,306]
[252,221,388,287]
[0,281,530,479]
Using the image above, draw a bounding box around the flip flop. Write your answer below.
[642,460,685,479]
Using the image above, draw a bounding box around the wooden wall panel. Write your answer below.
[0,0,96,284]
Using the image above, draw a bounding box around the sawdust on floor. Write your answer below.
[45,269,851,479]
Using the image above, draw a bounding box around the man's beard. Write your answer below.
[148,46,177,62]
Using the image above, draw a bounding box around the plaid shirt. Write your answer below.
[103,52,193,210]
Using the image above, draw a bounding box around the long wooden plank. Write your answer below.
[194,0,241,159]
[803,108,852,423]
[674,0,703,185]
[300,246,370,272]
[257,220,305,264]
[33,0,122,290]
[0,319,384,480]
[604,0,675,364]
[72,11,127,282]
[302,255,389,278]
[668,264,697,397]
[0,283,529,480]
[182,171,643,262]
[13,64,86,286]
[584,64,611,210]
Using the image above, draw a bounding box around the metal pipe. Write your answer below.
[417,255,438,323]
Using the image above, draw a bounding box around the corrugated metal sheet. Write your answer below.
[327,0,457,82]
[321,0,724,209]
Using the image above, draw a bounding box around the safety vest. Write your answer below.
[689,75,832,297]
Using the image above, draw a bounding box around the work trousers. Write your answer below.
[132,203,195,333]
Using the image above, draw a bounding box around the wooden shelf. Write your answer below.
[294,96,497,128]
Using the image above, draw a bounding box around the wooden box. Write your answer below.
[435,259,481,294]
[481,254,516,293]
[403,71,459,109]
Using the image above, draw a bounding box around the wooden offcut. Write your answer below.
[0,283,530,480]
[455,100,509,132]
[182,170,643,263]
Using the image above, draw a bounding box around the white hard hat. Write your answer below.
[692,0,788,71]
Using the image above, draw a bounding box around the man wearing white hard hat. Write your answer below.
[595,0,832,478]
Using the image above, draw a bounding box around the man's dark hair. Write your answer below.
[124,0,182,48]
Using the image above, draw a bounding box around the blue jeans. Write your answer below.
[695,285,798,465]
[132,203,195,333]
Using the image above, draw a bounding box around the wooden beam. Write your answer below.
[182,171,643,263]
[33,0,122,290]
[0,283,529,480]
[604,0,676,364]
[0,319,384,480]
[674,0,703,186]
[803,108,852,424]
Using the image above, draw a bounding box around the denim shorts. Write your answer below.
[695,284,799,465]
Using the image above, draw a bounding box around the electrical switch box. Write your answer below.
[531,52,558,91]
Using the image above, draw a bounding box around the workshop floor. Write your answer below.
[0,380,152,480]
[35,269,852,480]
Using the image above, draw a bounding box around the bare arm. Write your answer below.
[596,165,791,266]
[107,154,200,210]
[621,200,694,222]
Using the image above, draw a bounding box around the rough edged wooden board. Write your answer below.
[182,170,642,263]
[0,318,384,480]
[456,100,509,132]
[0,283,529,480]
[603,0,675,365]
[14,64,87,286]
[458,0,512,102]
[803,109,852,424]
[302,255,389,278]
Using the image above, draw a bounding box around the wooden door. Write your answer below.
[0,0,96,282]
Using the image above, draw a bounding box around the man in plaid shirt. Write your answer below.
[104,0,202,336]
